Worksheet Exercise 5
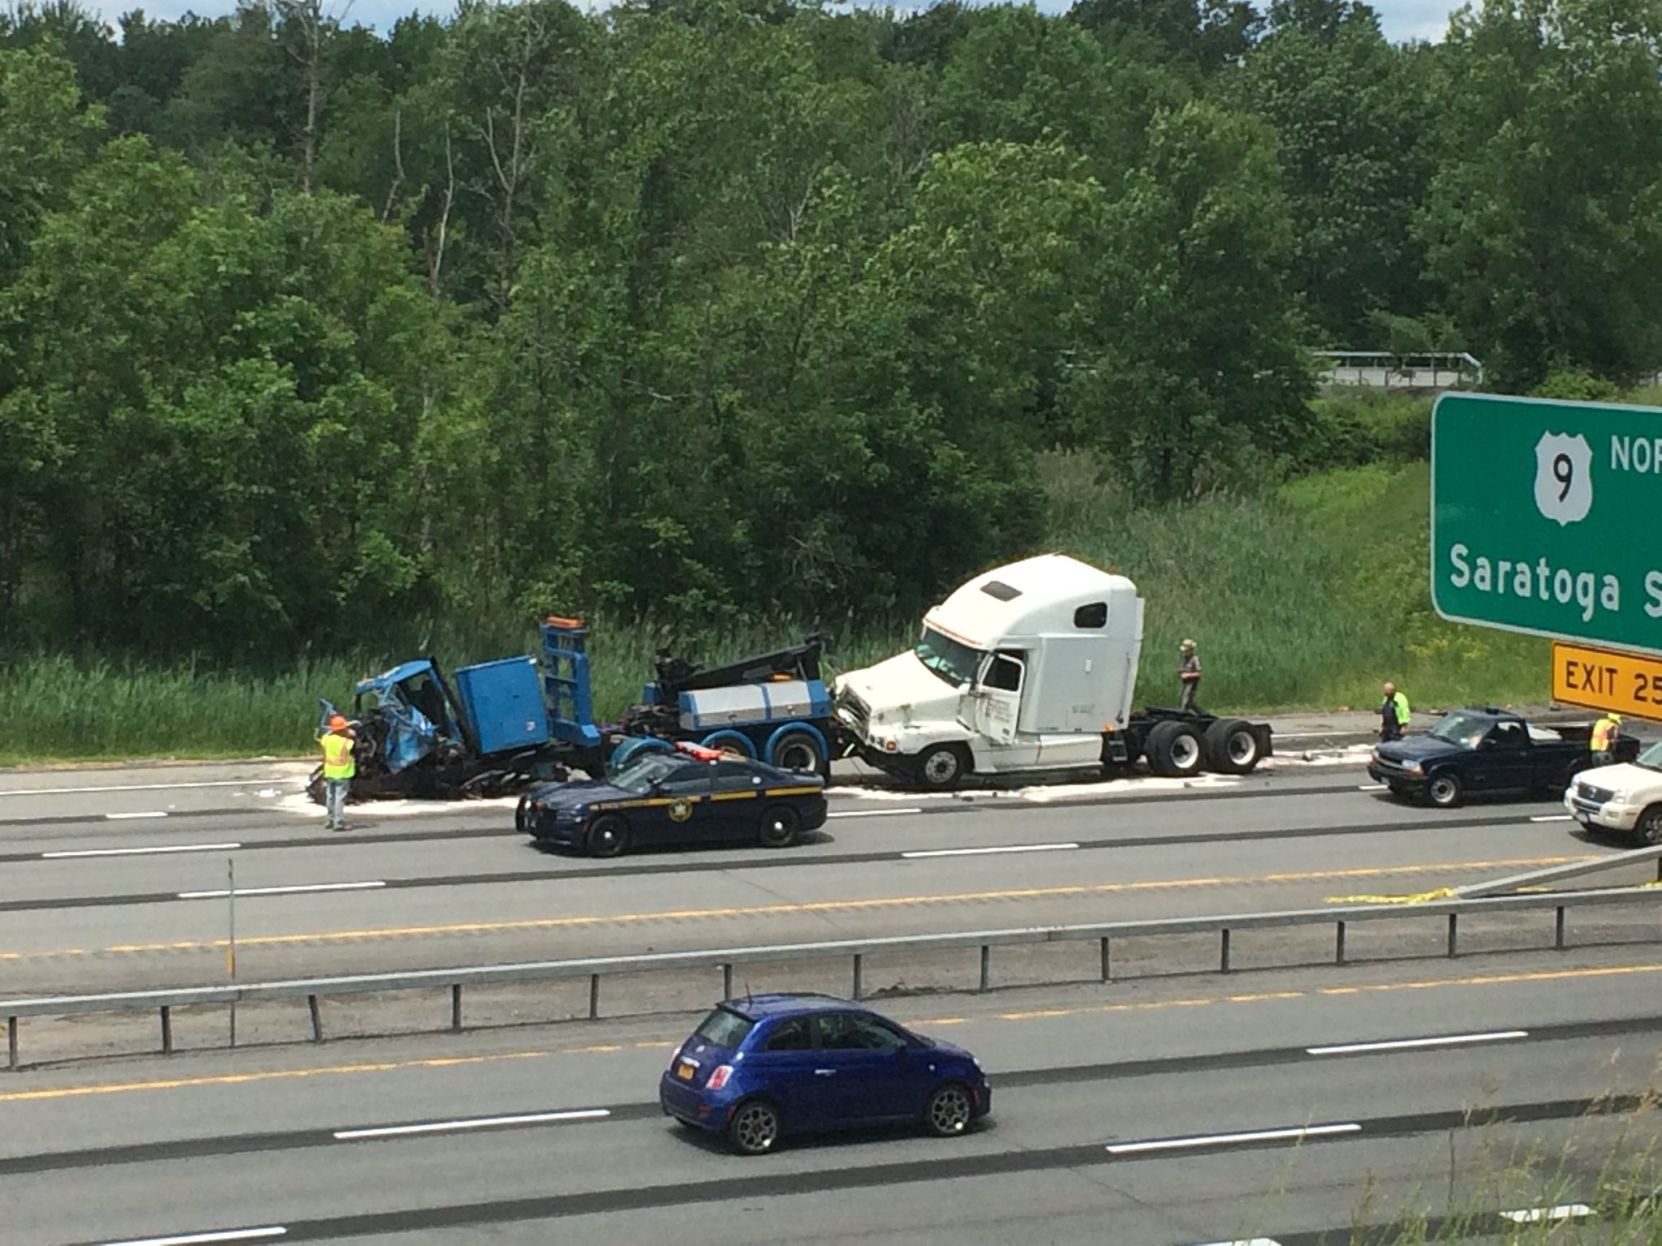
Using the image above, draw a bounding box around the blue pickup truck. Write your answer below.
[1367,707,1638,808]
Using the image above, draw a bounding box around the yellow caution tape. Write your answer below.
[1325,887,1459,905]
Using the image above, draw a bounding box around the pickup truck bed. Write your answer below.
[1367,708,1638,808]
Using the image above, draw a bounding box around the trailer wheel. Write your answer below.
[586,815,629,858]
[770,730,826,777]
[1203,719,1261,775]
[914,744,969,791]
[1146,721,1205,778]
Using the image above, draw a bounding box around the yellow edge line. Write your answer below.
[0,854,1583,961]
[7,957,1658,1105]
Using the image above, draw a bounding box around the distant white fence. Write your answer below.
[1313,350,1484,391]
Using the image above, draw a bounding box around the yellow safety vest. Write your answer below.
[320,732,356,780]
[1592,717,1618,752]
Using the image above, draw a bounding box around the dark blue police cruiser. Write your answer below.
[516,744,827,856]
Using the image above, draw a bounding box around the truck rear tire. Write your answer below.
[770,730,826,777]
[1203,719,1261,775]
[1146,721,1205,778]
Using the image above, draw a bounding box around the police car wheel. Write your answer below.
[587,815,629,858]
[759,805,801,848]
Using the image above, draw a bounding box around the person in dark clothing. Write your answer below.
[1379,681,1410,742]
[1178,640,1202,713]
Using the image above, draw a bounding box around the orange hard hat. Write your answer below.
[328,714,349,731]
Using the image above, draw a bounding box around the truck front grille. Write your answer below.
[1577,781,1614,804]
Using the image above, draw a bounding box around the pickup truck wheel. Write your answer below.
[586,815,629,858]
[1427,772,1464,808]
[1146,721,1205,777]
[1636,805,1662,846]
[1203,719,1261,775]
[914,745,968,790]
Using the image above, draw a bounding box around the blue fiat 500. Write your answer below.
[659,993,991,1154]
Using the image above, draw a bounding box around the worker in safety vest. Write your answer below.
[1379,682,1411,742]
[318,714,357,832]
[1591,711,1622,767]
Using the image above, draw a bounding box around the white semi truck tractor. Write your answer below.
[832,553,1273,790]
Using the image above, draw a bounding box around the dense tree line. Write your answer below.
[2,0,1660,658]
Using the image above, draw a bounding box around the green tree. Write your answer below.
[1419,0,1662,385]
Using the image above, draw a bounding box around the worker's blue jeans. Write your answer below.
[325,778,350,829]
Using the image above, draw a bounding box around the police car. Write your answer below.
[517,743,828,857]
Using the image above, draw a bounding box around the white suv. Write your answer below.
[1564,741,1662,843]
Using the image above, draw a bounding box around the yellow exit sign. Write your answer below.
[1552,640,1662,718]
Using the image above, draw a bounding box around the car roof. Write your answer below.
[720,993,858,1019]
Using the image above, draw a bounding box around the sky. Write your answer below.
[89,0,1457,47]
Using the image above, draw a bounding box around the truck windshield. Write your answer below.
[1428,711,1491,749]
[914,627,985,686]
[1635,741,1662,771]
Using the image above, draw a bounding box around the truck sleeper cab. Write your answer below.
[833,553,1271,789]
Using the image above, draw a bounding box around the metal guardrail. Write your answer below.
[1312,349,1484,390]
[4,876,1660,1069]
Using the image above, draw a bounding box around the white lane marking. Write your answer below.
[1357,783,1387,792]
[0,779,291,798]
[44,842,243,859]
[105,811,169,820]
[1306,1030,1528,1056]
[901,842,1080,859]
[1499,1204,1593,1223]
[1106,1123,1361,1155]
[1530,814,1574,822]
[178,881,386,900]
[334,1107,611,1140]
[1190,1240,1283,1246]
[827,808,925,820]
[90,1229,287,1246]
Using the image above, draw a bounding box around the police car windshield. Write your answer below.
[1429,711,1490,749]
[915,627,985,686]
[611,754,692,794]
[1636,741,1662,771]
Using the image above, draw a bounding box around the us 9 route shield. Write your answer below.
[1431,392,1662,656]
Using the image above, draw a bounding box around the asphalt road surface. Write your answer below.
[5,755,1662,1244]
[4,948,1662,1245]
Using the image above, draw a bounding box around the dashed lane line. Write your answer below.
[0,853,1580,960]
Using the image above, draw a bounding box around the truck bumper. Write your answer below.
[1367,762,1426,795]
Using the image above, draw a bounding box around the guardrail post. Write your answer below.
[979,945,990,992]
[1100,937,1111,983]
[852,954,863,1001]
[1446,913,1458,958]
[451,985,463,1033]
[160,1006,172,1055]
[308,995,324,1042]
[1335,921,1347,965]
[588,974,600,1020]
[6,1017,15,1070]
[722,963,733,1000]
[1555,906,1567,951]
[1220,929,1232,973]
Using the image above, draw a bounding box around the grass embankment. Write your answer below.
[0,399,1557,764]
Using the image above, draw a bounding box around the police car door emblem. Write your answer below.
[669,799,693,822]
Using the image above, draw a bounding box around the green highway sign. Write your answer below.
[1431,392,1662,655]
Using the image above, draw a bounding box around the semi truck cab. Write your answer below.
[834,554,1144,788]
